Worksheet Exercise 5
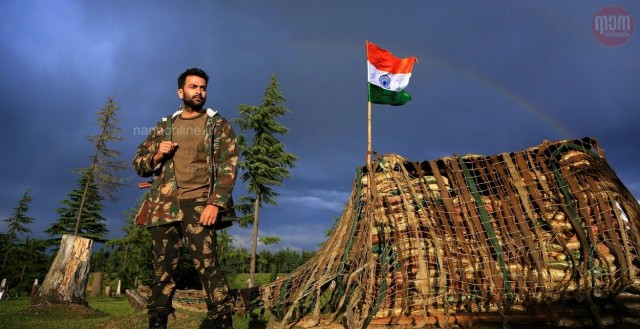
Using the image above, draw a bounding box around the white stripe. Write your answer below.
[367,61,412,92]
[167,107,218,119]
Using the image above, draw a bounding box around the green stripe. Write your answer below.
[548,141,599,287]
[459,159,512,302]
[368,83,411,106]
[163,118,173,180]
[363,232,393,329]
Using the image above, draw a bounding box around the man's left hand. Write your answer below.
[199,204,219,226]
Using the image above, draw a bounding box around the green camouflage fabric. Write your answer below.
[133,108,238,227]
[148,202,232,323]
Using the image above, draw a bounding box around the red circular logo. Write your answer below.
[592,6,634,47]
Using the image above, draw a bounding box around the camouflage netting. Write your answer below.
[257,137,640,328]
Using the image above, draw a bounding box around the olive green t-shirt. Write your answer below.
[172,112,209,201]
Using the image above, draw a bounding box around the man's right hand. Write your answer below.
[152,141,178,167]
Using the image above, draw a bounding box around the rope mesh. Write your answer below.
[257,137,640,328]
[173,289,208,312]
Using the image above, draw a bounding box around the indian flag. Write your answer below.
[367,41,417,106]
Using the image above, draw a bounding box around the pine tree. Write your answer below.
[34,98,124,307]
[234,74,297,286]
[260,236,281,247]
[105,196,153,288]
[1,190,35,276]
[257,250,273,273]
[46,172,108,243]
[73,97,126,235]
[45,97,124,243]
[217,230,235,273]
[12,237,48,297]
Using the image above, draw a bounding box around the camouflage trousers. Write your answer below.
[148,200,232,325]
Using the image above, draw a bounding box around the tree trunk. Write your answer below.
[1,244,12,277]
[17,263,26,297]
[122,244,129,270]
[91,272,104,298]
[32,234,92,306]
[249,194,260,287]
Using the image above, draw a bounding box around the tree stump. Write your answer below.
[30,279,39,297]
[32,234,92,306]
[125,289,148,310]
[91,272,103,298]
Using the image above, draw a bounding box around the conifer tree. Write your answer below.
[45,97,124,243]
[260,236,281,247]
[35,97,124,307]
[73,97,126,235]
[13,237,48,296]
[217,230,235,273]
[234,74,297,286]
[105,196,153,288]
[46,172,108,243]
[1,189,35,276]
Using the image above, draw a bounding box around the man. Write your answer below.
[133,68,238,329]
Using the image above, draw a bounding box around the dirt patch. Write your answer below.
[20,303,107,319]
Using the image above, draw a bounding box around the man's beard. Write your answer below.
[183,96,206,110]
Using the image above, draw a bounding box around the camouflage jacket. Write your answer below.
[133,108,238,228]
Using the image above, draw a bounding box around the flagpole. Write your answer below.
[366,40,372,168]
[367,100,372,167]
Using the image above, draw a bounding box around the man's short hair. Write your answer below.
[178,68,209,89]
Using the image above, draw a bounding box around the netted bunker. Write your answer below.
[257,137,640,328]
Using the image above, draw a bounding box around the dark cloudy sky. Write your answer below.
[1,1,638,251]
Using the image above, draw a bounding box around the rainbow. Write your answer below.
[425,56,575,139]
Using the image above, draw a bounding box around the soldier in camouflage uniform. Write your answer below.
[133,68,238,329]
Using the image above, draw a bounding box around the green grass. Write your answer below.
[0,273,283,329]
[0,297,268,329]
[228,273,273,289]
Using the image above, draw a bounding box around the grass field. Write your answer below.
[0,293,582,329]
[0,273,275,329]
[0,297,270,329]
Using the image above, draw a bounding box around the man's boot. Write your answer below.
[199,313,232,329]
[148,313,169,329]
[148,306,174,329]
[214,313,233,328]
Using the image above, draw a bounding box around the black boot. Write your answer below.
[215,313,233,328]
[148,314,168,329]
[199,313,232,329]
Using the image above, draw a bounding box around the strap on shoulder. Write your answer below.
[162,115,173,141]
